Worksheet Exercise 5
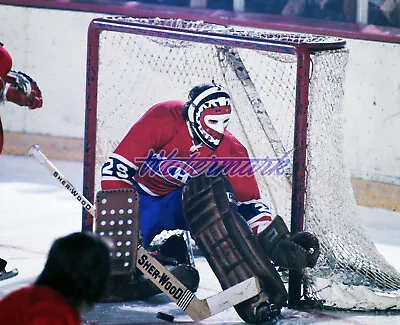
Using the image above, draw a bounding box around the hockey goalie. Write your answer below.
[99,82,320,323]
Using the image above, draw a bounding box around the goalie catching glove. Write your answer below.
[257,215,320,270]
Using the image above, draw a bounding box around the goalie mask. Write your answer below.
[187,85,231,150]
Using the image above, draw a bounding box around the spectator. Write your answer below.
[281,0,400,26]
[205,0,233,10]
[137,0,190,6]
[282,0,347,21]
[0,232,111,325]
[245,0,288,15]
[368,0,400,26]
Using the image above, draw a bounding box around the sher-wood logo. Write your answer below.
[137,253,185,299]
[52,171,92,211]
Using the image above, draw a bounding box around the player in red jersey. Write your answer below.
[0,42,43,154]
[0,42,43,279]
[0,232,111,325]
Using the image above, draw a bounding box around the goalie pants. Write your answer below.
[135,183,188,247]
[135,180,258,247]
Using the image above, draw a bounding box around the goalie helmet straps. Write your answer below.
[184,83,231,150]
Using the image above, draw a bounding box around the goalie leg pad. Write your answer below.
[182,174,287,323]
[95,189,140,276]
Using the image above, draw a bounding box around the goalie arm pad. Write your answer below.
[257,215,320,270]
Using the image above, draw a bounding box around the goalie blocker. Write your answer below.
[182,173,320,324]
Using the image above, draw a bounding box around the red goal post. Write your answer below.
[83,17,400,310]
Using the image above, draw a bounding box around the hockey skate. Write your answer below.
[150,234,192,266]
[237,297,281,324]
[0,258,18,281]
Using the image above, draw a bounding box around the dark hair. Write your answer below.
[182,83,216,121]
[35,232,111,308]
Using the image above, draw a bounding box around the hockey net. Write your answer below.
[83,17,400,310]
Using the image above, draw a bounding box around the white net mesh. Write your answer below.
[304,51,400,309]
[87,17,400,310]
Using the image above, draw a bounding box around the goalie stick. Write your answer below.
[28,144,262,321]
[28,145,96,218]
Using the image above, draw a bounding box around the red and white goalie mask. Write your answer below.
[188,85,231,150]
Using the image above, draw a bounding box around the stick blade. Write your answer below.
[206,277,261,316]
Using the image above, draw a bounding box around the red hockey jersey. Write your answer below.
[0,285,81,325]
[0,43,12,154]
[0,43,12,78]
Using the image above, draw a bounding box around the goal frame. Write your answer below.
[83,16,346,308]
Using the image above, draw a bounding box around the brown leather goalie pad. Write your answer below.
[95,188,139,276]
[182,174,288,321]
